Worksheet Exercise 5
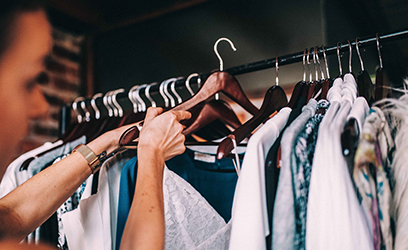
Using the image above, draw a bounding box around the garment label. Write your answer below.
[194,152,216,163]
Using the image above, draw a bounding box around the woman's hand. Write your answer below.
[138,107,191,162]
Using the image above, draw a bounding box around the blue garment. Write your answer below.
[115,148,240,250]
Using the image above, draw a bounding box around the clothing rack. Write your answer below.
[58,29,408,136]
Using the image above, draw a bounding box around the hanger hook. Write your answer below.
[145,82,157,107]
[214,37,237,100]
[275,56,279,86]
[313,47,318,81]
[107,90,118,117]
[347,40,352,73]
[214,37,237,71]
[376,33,383,68]
[80,99,91,122]
[322,45,330,79]
[306,48,312,82]
[134,84,147,112]
[112,89,125,117]
[72,96,84,124]
[171,77,184,104]
[163,78,177,107]
[355,37,364,71]
[103,91,115,117]
[302,50,306,82]
[129,85,140,113]
[315,47,325,80]
[185,73,201,96]
[159,80,169,108]
[337,42,343,75]
[90,93,103,119]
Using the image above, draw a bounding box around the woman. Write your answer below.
[0,1,190,249]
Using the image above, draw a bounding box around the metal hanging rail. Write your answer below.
[59,29,408,136]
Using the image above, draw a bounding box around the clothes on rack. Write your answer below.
[229,107,291,250]
[0,136,86,248]
[115,147,242,250]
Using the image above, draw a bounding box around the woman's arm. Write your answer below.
[0,123,121,240]
[0,107,189,243]
[120,108,190,250]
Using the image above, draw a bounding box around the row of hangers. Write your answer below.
[61,33,395,164]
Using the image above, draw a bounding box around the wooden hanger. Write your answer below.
[216,85,288,159]
[118,71,258,147]
[182,99,242,137]
[216,58,287,159]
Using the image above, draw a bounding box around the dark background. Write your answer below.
[47,0,408,97]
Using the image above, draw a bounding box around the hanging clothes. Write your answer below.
[306,74,374,250]
[353,106,394,250]
[115,147,241,250]
[229,107,292,250]
[0,136,85,248]
[291,99,330,250]
[272,99,317,250]
[61,149,134,250]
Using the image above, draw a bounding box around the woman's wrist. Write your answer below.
[87,130,118,155]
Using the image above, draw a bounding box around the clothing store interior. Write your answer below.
[4,0,408,249]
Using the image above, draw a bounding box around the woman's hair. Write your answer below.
[0,0,46,57]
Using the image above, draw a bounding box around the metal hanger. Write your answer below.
[214,37,237,100]
[159,79,169,108]
[337,42,343,76]
[170,77,184,105]
[185,73,201,96]
[347,40,353,73]
[163,78,177,107]
[72,97,84,124]
[134,84,147,112]
[91,93,103,120]
[112,89,125,117]
[145,82,157,107]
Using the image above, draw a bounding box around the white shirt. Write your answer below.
[306,75,373,250]
[229,107,292,250]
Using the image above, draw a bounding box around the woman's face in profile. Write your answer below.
[0,10,51,175]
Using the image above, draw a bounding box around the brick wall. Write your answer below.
[17,28,84,156]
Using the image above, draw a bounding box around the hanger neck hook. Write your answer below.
[159,80,169,108]
[347,40,352,73]
[302,50,306,82]
[90,93,103,119]
[112,89,125,117]
[315,47,325,80]
[306,48,312,82]
[145,82,157,107]
[337,42,343,75]
[134,84,147,112]
[80,99,91,122]
[72,97,84,124]
[322,45,330,79]
[214,37,237,100]
[355,37,364,71]
[103,91,112,117]
[171,77,184,105]
[214,37,237,71]
[376,33,383,69]
[275,57,279,86]
[185,73,201,96]
[129,86,140,113]
[313,47,318,81]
